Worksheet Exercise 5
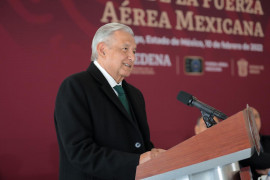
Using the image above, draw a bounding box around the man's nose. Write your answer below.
[128,51,135,62]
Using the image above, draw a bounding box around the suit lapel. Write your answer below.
[122,81,144,123]
[87,63,134,122]
[123,81,147,137]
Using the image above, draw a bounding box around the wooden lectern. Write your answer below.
[136,107,260,180]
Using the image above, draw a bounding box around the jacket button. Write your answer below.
[135,142,141,148]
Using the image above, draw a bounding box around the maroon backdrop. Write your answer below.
[1,0,270,179]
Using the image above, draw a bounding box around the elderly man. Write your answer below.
[194,107,270,179]
[239,107,270,179]
[54,23,164,180]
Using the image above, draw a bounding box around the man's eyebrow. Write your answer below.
[123,43,136,49]
[123,42,131,46]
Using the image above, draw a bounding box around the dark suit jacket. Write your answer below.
[240,135,270,179]
[54,63,154,180]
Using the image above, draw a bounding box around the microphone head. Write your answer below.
[177,91,193,106]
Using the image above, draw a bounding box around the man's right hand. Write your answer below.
[139,148,166,164]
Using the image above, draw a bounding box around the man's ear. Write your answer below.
[97,42,106,58]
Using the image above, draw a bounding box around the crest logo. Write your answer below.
[237,59,248,77]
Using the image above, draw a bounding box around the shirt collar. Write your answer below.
[94,61,122,88]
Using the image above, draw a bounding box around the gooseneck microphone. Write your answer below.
[177,91,227,121]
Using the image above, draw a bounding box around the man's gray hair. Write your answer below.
[91,23,134,61]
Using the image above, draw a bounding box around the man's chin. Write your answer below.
[121,69,133,77]
[123,73,131,78]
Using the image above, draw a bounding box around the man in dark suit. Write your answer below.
[54,23,165,180]
[239,107,270,179]
[194,108,270,179]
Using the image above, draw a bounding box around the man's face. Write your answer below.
[101,30,136,82]
[195,118,207,135]
[252,108,261,132]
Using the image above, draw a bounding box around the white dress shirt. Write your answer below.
[94,61,121,96]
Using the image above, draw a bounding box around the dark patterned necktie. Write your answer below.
[113,85,130,115]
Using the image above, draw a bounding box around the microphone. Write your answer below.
[177,91,227,120]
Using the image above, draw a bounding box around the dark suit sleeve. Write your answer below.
[240,135,270,170]
[55,76,140,179]
[240,152,270,169]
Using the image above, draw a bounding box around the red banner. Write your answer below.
[1,0,269,179]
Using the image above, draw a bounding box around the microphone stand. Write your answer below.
[201,110,217,128]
